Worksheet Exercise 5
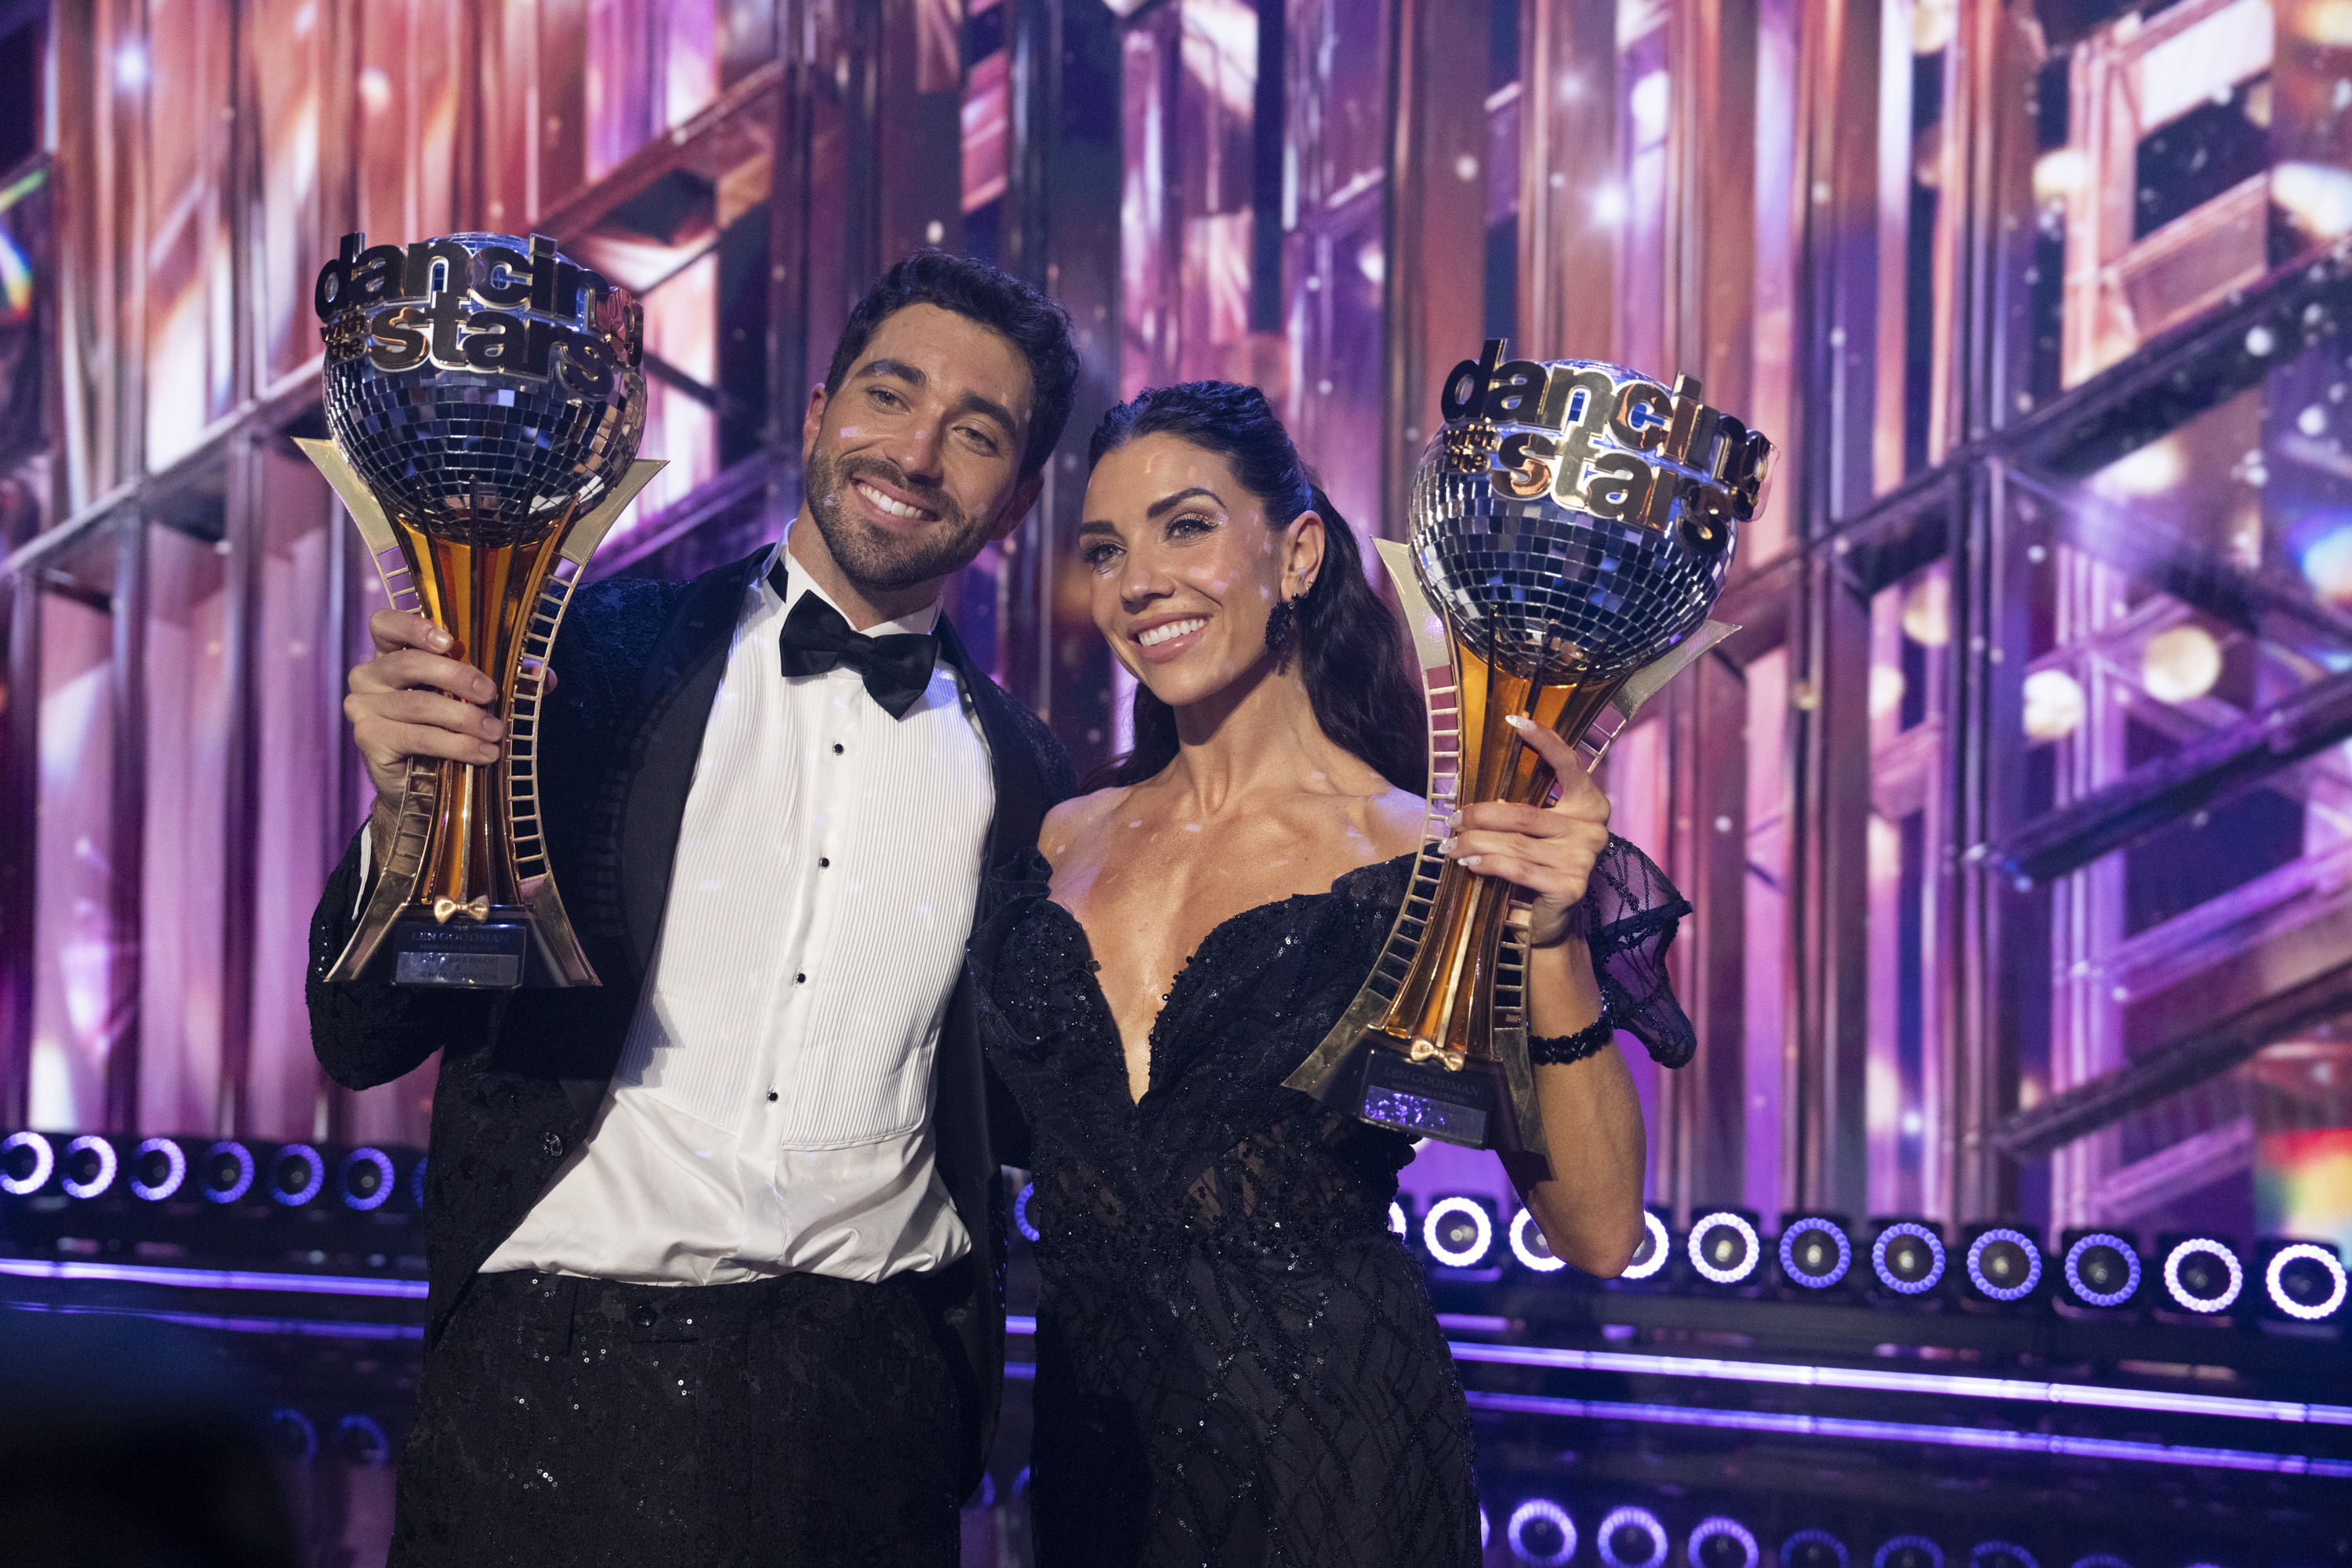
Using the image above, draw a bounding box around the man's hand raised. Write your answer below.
[344,610,510,826]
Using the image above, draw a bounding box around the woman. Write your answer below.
[975,382,1694,1566]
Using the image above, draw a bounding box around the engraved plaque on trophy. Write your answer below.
[1283,339,1772,1164]
[305,230,665,989]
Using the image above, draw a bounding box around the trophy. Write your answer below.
[303,230,663,989]
[1284,340,1770,1167]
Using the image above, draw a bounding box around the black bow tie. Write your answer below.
[772,568,939,720]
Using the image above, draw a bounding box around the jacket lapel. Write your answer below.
[613,547,769,988]
[935,615,1051,884]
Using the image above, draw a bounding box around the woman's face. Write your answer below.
[1079,433,1323,711]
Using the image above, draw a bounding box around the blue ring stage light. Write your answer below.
[270,1407,318,1461]
[336,1413,391,1469]
[2161,1238,2242,1313]
[2067,1557,2131,1568]
[1596,1505,1668,1568]
[130,1137,186,1201]
[411,1156,429,1209]
[1969,1544,2039,1568]
[1688,1210,1761,1284]
[1874,1538,1946,1568]
[1780,1529,1850,1568]
[338,1148,396,1211]
[1871,1222,1946,1294]
[1510,1209,1567,1273]
[271,1144,326,1207]
[1,1131,54,1195]
[2263,1243,2347,1321]
[1423,1196,1496,1269]
[1965,1228,2042,1301]
[201,1141,256,1204]
[1389,1200,1408,1240]
[60,1134,118,1199]
[1689,1517,1761,1568]
[1506,1499,1577,1567]
[1014,1181,1040,1243]
[2062,1233,2141,1308]
[1779,1217,1853,1288]
[1621,1210,1671,1279]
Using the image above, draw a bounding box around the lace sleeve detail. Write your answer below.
[1578,834,1697,1069]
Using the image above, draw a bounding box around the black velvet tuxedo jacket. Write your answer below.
[304,546,1072,1493]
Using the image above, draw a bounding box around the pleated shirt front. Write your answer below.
[483,543,992,1285]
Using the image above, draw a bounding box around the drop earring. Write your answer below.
[1264,595,1298,670]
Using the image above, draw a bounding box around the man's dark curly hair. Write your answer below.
[823,249,1081,481]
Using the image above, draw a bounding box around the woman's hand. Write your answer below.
[1439,713,1610,949]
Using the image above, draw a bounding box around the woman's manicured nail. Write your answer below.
[1504,713,1530,730]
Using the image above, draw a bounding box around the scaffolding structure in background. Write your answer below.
[2,0,2350,1260]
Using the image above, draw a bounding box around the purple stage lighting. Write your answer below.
[2060,1232,2141,1309]
[1621,1210,1672,1280]
[2262,1241,2347,1321]
[1,1131,54,1195]
[60,1134,117,1200]
[1964,1227,2043,1302]
[201,1142,256,1204]
[1968,1544,2038,1568]
[1689,1517,1761,1568]
[1388,1200,1408,1240]
[2161,1237,2243,1313]
[1509,1208,1567,1273]
[411,1156,428,1209]
[1014,1181,1040,1243]
[339,1148,396,1210]
[1595,1504,1668,1568]
[1779,1216,1853,1288]
[1506,1499,1577,1567]
[271,1145,326,1207]
[1687,1210,1762,1284]
[1422,1196,1497,1269]
[1779,1529,1849,1568]
[1871,1221,1947,1295]
[1873,1538,1945,1568]
[130,1138,186,1201]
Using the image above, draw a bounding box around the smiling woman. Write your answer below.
[1079,379,1428,793]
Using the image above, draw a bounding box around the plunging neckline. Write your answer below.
[1040,852,1415,1107]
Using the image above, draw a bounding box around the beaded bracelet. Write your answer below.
[1526,1018,1615,1065]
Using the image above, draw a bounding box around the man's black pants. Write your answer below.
[387,1269,962,1567]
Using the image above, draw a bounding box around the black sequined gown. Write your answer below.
[974,837,1693,1568]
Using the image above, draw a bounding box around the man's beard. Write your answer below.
[803,448,996,593]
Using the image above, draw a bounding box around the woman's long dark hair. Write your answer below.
[1085,381,1427,795]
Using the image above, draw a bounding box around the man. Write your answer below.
[307,250,1078,1565]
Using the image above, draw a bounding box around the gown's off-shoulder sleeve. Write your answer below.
[1528,833,1697,1069]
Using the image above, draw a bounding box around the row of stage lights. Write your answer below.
[1387,1194,2347,1325]
[1485,1500,2138,1568]
[0,1130,424,1214]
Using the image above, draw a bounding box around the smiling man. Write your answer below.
[306,251,1078,1566]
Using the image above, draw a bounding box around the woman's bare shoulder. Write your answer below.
[1039,786,1130,864]
[1362,783,1428,858]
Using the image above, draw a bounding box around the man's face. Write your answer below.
[800,303,1041,594]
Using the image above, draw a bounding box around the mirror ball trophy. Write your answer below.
[1283,339,1772,1168]
[304,230,664,989]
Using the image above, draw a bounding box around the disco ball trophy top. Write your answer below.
[304,230,664,989]
[1283,339,1771,1167]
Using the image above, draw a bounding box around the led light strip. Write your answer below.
[1001,1319,2352,1426]
[1461,1390,2352,1475]
[0,1258,425,1298]
[5,1298,423,1340]
[1446,1341,2352,1425]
